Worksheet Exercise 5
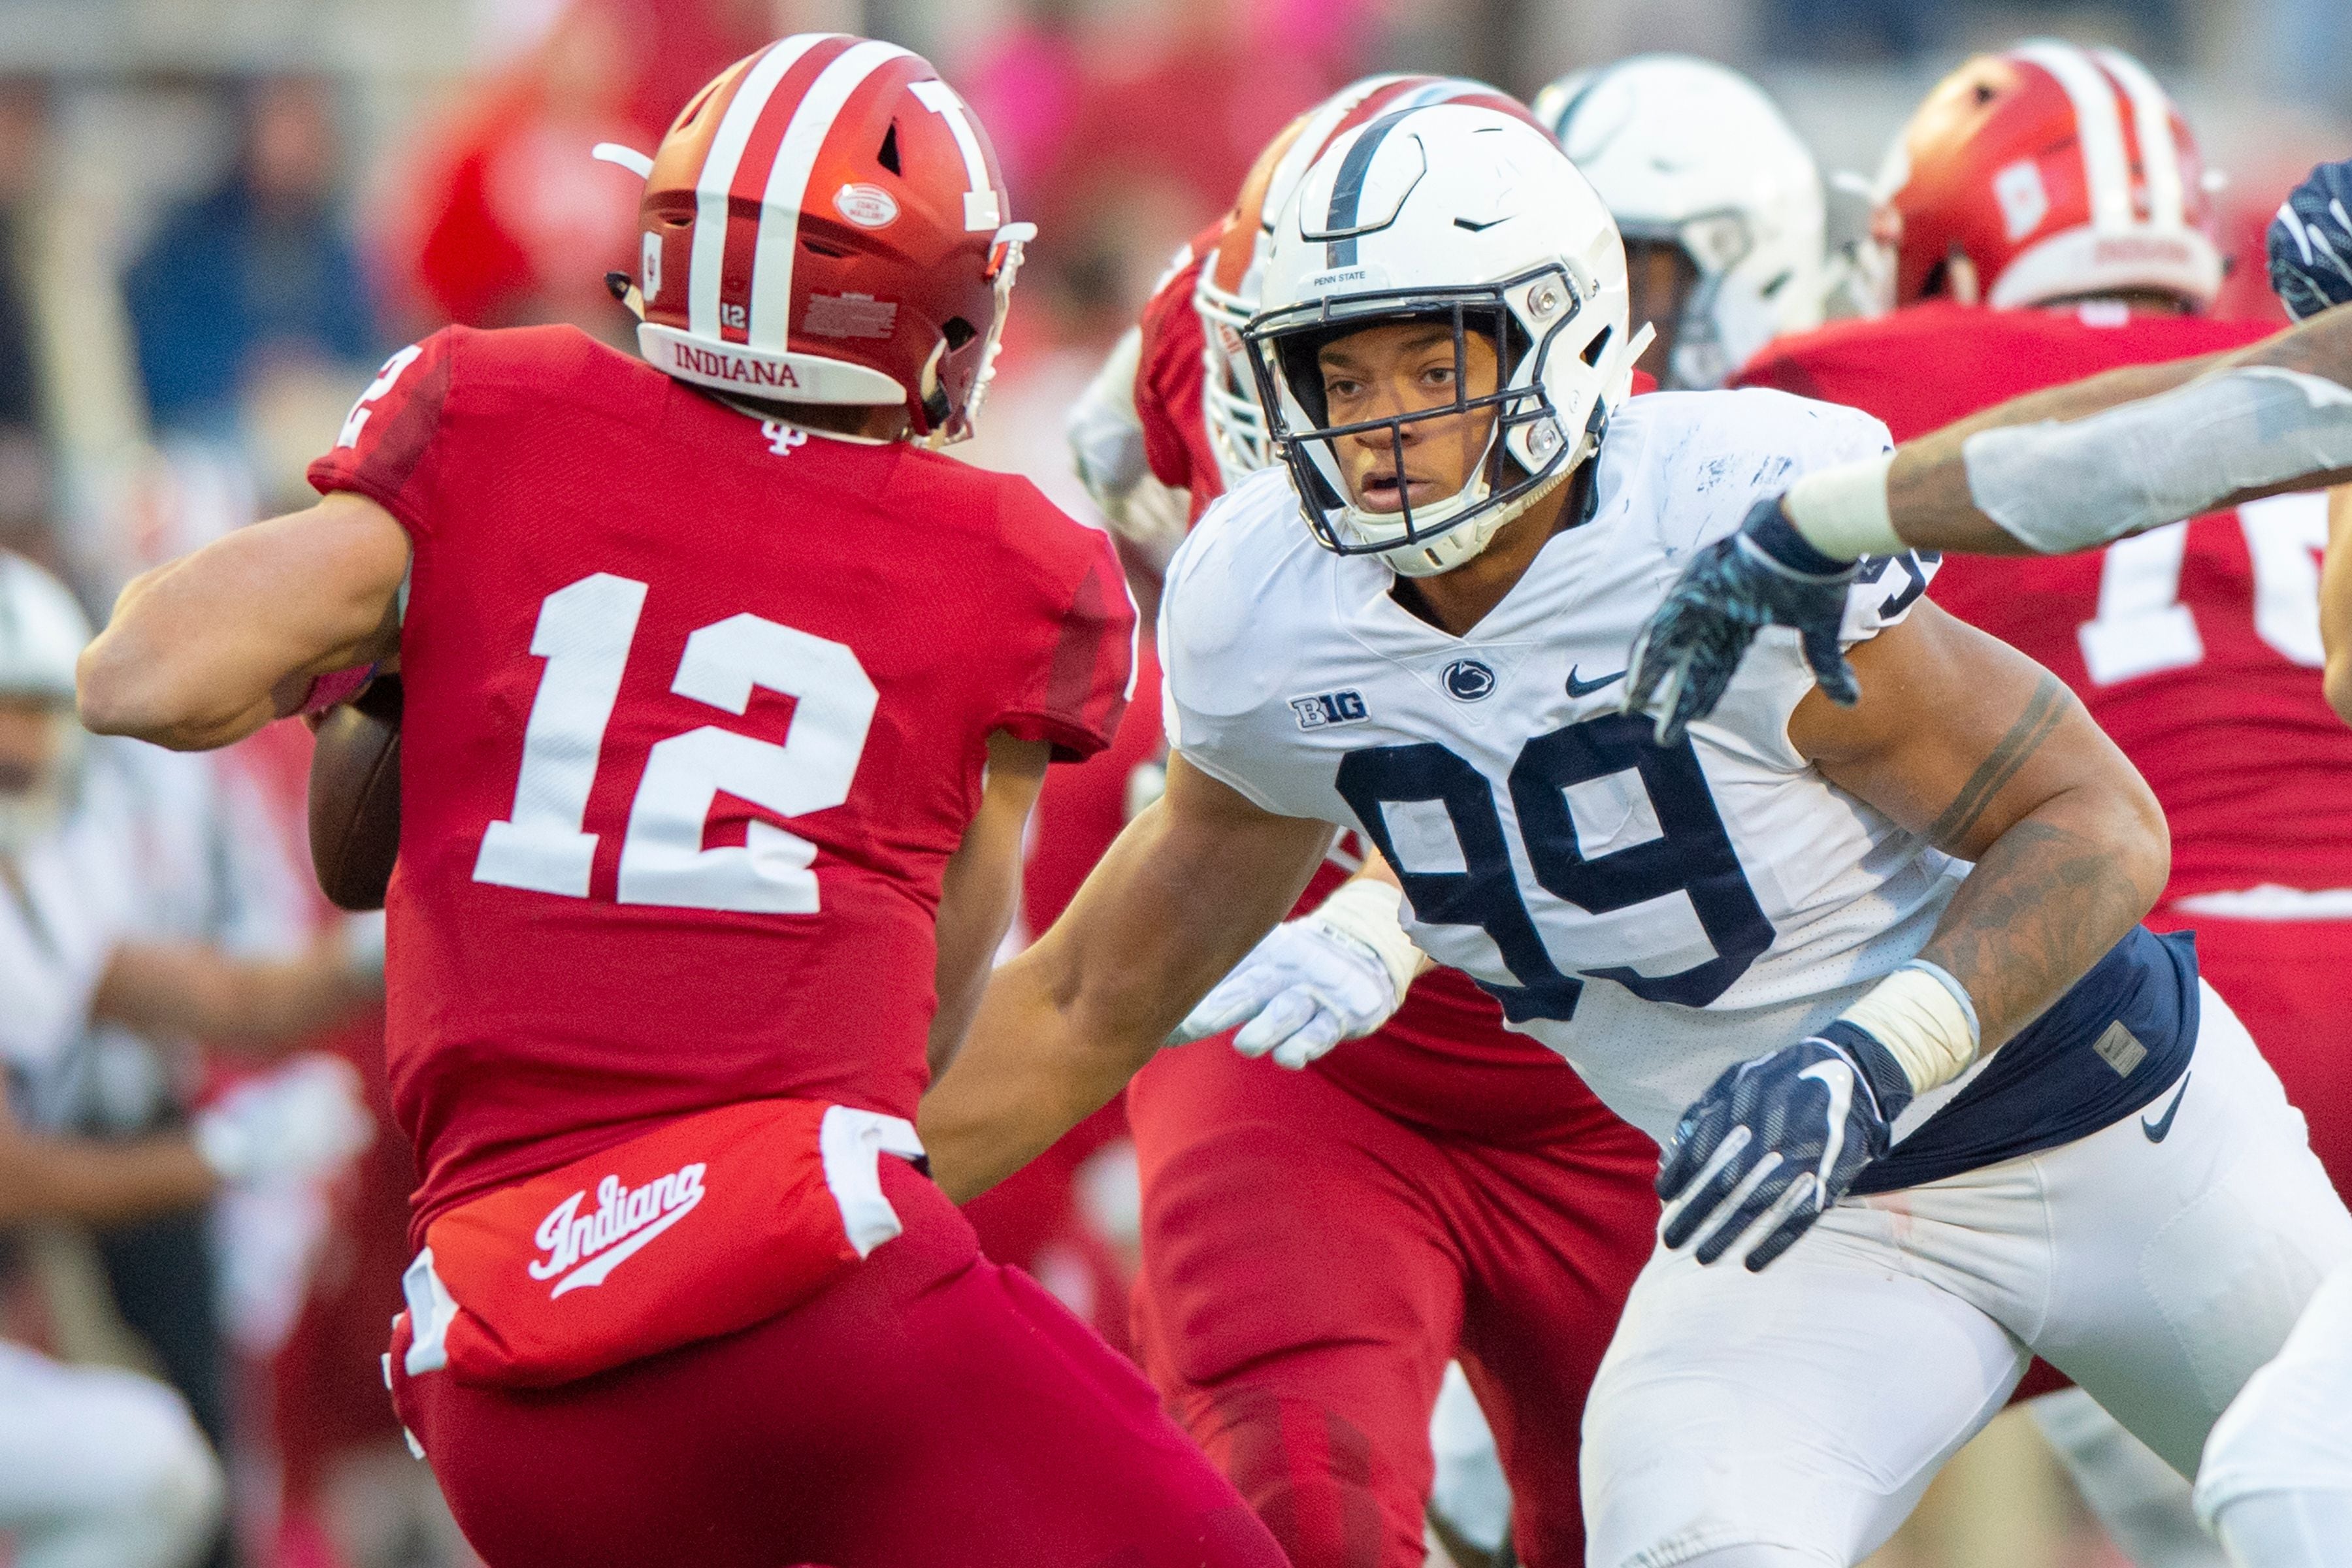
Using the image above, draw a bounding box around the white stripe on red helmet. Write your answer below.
[745,39,917,350]
[2011,41,2134,229]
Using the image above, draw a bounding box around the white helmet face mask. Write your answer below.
[1246,105,1643,578]
[0,553,92,853]
[1535,56,1826,391]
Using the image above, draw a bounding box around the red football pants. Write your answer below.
[389,1156,1282,1568]
[1128,1041,1659,1568]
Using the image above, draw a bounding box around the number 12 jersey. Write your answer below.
[310,324,1133,1237]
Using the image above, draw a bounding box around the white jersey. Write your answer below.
[1162,388,1968,1144]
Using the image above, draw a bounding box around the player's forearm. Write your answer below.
[2324,487,2352,726]
[920,949,1163,1201]
[0,1133,216,1227]
[1914,789,2168,1054]
[93,941,372,1051]
[1785,306,2352,561]
[79,498,406,749]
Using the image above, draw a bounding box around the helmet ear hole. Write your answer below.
[1580,325,1611,367]
[877,122,902,175]
[941,317,978,350]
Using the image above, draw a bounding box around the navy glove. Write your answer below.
[1657,1022,1913,1272]
[1623,496,1859,748]
[2270,158,2352,322]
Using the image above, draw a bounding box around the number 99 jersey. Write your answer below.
[308,324,1134,1237]
[1162,389,1957,1144]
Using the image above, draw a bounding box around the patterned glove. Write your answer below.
[194,1055,374,1187]
[1624,496,1859,749]
[1170,914,1407,1070]
[1656,1022,1913,1272]
[2270,159,2352,323]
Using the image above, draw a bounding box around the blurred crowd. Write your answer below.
[0,1,2347,1567]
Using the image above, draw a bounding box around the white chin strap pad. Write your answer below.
[1962,367,2352,555]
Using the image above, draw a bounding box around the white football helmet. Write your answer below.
[1247,103,1643,578]
[1535,56,1825,389]
[1196,75,1534,491]
[0,551,90,851]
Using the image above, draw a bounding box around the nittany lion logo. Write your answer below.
[1442,659,1497,702]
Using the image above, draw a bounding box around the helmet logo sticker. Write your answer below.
[1994,159,2048,242]
[834,183,900,229]
[805,293,900,340]
[1443,659,1497,702]
[641,232,663,302]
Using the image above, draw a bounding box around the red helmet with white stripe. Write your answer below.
[630,34,1030,445]
[1878,39,2221,312]
[1194,75,1543,487]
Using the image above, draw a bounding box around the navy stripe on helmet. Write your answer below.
[1324,108,1418,269]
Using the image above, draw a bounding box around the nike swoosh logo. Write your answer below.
[1566,666,1627,698]
[547,1190,702,1298]
[1798,1058,1854,1209]
[2142,1072,2192,1143]
[1453,215,1511,233]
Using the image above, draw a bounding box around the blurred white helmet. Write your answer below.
[0,551,90,851]
[1247,103,1642,578]
[1535,56,1825,389]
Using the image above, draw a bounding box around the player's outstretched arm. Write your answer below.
[920,753,1335,1201]
[78,492,409,751]
[1628,306,2352,744]
[90,930,382,1059]
[1658,602,2166,1271]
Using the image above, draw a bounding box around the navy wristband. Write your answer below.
[1744,497,1855,579]
[1816,1019,1915,1123]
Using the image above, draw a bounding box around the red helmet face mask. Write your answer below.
[627,35,1030,445]
[1878,39,2221,314]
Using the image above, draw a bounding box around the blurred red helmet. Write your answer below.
[629,34,1031,446]
[1195,75,1544,486]
[1877,39,2221,312]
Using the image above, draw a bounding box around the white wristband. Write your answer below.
[1782,451,1903,562]
[1307,877,1430,1005]
[1837,960,1980,1095]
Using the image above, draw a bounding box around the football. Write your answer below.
[307,672,403,912]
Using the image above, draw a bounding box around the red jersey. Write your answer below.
[1115,227,1622,1145]
[1739,301,2352,901]
[310,325,1132,1232]
[1135,233,1224,529]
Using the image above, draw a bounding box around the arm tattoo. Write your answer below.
[1923,672,2068,851]
[1917,820,2156,1052]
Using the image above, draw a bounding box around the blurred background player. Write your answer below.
[0,543,374,1568]
[1730,40,2352,1568]
[0,547,383,1568]
[1534,54,1829,393]
[75,34,1293,1568]
[1064,74,1665,1568]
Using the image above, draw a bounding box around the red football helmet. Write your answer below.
[621,34,1030,446]
[1876,39,2221,312]
[1194,75,1546,487]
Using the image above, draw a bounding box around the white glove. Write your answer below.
[1171,879,1425,1069]
[193,1054,374,1186]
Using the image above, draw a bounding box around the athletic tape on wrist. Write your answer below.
[1963,367,2352,555]
[1782,451,1902,562]
[1308,877,1429,1005]
[1835,961,1980,1096]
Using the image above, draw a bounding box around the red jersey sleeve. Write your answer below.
[993,480,1137,762]
[306,329,464,537]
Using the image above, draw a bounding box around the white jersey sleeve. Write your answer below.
[1160,391,1968,1143]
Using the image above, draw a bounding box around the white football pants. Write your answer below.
[1582,983,2352,1568]
[0,1341,221,1568]
[2194,1259,2352,1567]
